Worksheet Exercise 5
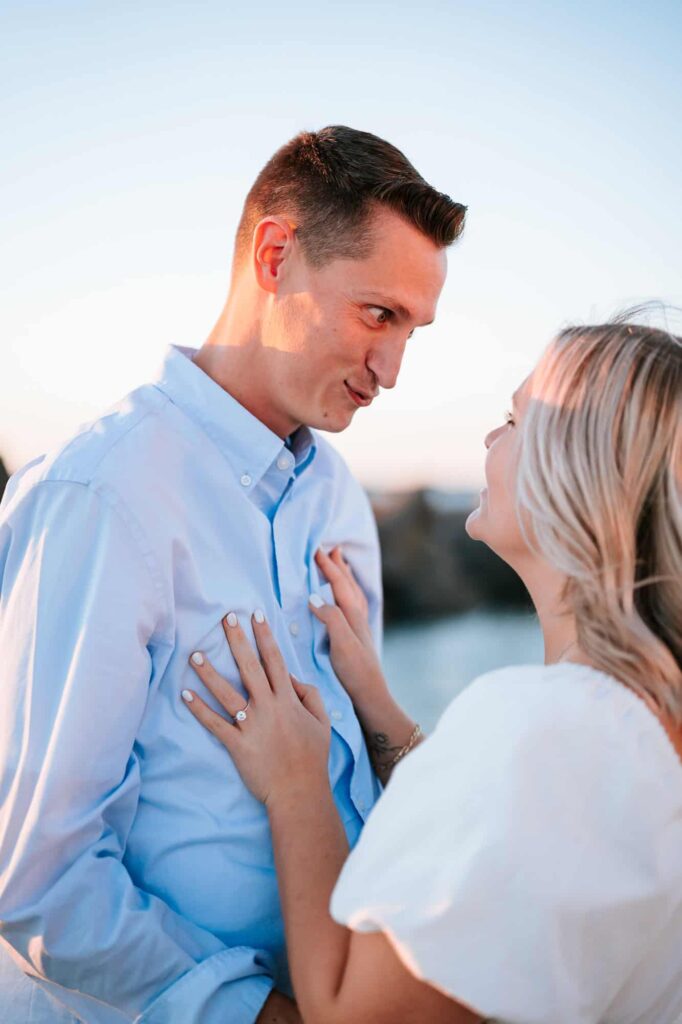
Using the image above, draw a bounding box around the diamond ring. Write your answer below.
[234,702,249,723]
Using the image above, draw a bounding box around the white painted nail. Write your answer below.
[226,612,238,627]
[191,651,204,666]
[181,689,194,702]
[253,608,265,623]
[309,593,325,608]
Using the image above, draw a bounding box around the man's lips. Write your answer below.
[344,381,376,408]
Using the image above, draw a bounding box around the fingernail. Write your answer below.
[181,689,194,703]
[253,608,265,623]
[226,612,238,627]
[309,593,325,608]
[191,651,204,666]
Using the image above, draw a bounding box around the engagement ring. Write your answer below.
[234,703,249,723]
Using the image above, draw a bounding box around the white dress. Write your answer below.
[331,663,682,1024]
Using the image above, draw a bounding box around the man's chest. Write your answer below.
[137,474,347,749]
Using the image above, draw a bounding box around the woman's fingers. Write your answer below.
[188,650,250,718]
[317,547,365,604]
[181,688,240,750]
[290,675,330,727]
[289,674,307,700]
[315,546,344,586]
[330,545,354,579]
[314,547,369,636]
[308,593,358,650]
[222,613,271,697]
[251,612,294,695]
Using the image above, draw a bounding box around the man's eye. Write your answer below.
[504,410,515,426]
[368,306,392,325]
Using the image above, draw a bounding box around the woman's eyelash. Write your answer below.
[504,410,515,425]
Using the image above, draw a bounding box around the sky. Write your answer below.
[2,1,681,490]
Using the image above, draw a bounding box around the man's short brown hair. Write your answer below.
[233,125,466,270]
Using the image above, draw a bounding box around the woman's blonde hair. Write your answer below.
[517,308,682,722]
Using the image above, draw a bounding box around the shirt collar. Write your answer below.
[153,345,316,488]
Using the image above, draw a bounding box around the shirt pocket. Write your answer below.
[188,615,251,713]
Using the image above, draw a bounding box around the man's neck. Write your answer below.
[193,341,298,441]
[194,287,301,441]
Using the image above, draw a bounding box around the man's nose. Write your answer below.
[366,333,409,390]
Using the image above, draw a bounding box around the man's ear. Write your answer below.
[252,216,298,294]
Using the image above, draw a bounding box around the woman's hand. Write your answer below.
[309,547,389,712]
[182,611,331,807]
[311,548,422,782]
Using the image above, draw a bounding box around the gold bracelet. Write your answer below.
[385,724,423,770]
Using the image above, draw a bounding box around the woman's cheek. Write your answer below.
[484,436,506,498]
[484,438,517,538]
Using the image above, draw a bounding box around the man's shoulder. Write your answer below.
[3,384,171,509]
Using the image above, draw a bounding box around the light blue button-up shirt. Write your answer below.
[0,346,383,1023]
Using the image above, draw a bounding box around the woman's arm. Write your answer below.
[267,778,482,1024]
[183,614,482,1024]
[311,548,424,783]
[344,680,421,786]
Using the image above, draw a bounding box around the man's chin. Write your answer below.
[308,407,357,433]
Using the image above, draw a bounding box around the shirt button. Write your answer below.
[240,473,252,487]
[358,801,367,814]
[277,454,291,471]
[331,709,343,721]
[289,621,300,637]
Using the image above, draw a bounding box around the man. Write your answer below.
[0,126,464,1023]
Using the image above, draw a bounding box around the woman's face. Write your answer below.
[465,377,531,567]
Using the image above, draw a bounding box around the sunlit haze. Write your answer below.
[2,2,680,489]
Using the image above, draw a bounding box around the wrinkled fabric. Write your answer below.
[0,345,382,1022]
[332,663,682,1024]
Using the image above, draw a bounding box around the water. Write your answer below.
[383,610,544,732]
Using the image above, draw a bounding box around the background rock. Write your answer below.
[371,488,531,624]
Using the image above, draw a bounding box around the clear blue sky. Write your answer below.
[2,1,680,487]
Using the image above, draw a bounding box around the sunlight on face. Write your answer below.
[261,206,448,434]
[465,376,530,564]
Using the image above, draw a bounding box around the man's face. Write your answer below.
[260,206,448,434]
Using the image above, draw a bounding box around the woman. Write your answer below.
[182,315,682,1024]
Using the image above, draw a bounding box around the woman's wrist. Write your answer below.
[353,683,406,731]
[266,772,334,817]
[351,690,421,781]
[366,719,421,781]
[349,669,395,719]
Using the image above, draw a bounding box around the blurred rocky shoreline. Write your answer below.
[0,458,530,624]
[371,488,531,624]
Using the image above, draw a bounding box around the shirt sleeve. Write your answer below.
[0,479,274,1024]
[330,667,678,1024]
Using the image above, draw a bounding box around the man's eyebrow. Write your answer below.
[364,294,434,326]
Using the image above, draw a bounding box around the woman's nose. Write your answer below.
[484,426,502,450]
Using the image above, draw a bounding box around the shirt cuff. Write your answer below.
[136,947,275,1024]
